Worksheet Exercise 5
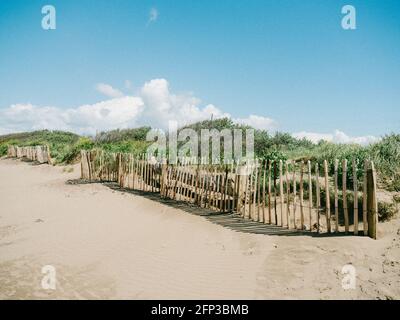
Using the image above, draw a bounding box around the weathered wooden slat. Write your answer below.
[324,160,331,233]
[363,159,368,236]
[223,166,229,212]
[268,161,272,224]
[292,162,297,229]
[253,161,259,221]
[244,165,250,219]
[279,160,284,227]
[285,161,290,229]
[273,161,278,225]
[206,166,212,207]
[315,163,320,233]
[262,160,267,223]
[234,163,240,213]
[257,161,262,222]
[353,159,358,235]
[308,160,313,231]
[299,161,304,230]
[334,159,339,232]
[249,163,254,220]
[367,161,378,239]
[342,159,349,234]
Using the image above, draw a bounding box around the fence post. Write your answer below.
[285,161,290,229]
[342,159,349,234]
[299,161,304,230]
[292,161,297,229]
[268,160,272,224]
[117,153,122,186]
[256,161,261,220]
[249,163,254,219]
[244,165,249,219]
[87,151,92,181]
[273,161,278,225]
[234,163,240,213]
[324,160,331,233]
[46,144,52,165]
[279,160,284,227]
[353,159,359,235]
[194,162,200,204]
[363,159,368,235]
[315,163,320,233]
[367,162,378,239]
[262,160,267,223]
[252,161,258,220]
[80,150,84,179]
[223,165,229,212]
[334,159,339,232]
[308,160,313,231]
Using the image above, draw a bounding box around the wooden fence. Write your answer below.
[80,150,378,239]
[7,145,51,164]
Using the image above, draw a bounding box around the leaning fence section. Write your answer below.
[80,150,378,239]
[7,145,51,164]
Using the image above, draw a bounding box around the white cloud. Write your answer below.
[293,130,380,146]
[139,78,229,129]
[0,79,229,135]
[0,97,143,136]
[148,7,158,25]
[233,114,277,131]
[63,97,144,134]
[0,78,378,145]
[0,104,69,134]
[95,83,123,98]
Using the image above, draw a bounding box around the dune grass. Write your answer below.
[0,122,399,192]
[0,129,151,164]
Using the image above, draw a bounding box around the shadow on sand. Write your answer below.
[66,179,362,238]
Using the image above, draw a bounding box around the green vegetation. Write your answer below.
[94,127,151,143]
[0,120,399,193]
[0,130,80,164]
[369,134,400,192]
[0,129,151,164]
[378,201,398,222]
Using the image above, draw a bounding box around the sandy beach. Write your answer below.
[0,158,399,299]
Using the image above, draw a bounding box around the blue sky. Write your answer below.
[0,0,399,141]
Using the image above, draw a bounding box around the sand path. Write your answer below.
[0,159,399,299]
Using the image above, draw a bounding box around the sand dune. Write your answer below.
[0,158,399,299]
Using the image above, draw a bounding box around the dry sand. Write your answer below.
[0,158,399,299]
